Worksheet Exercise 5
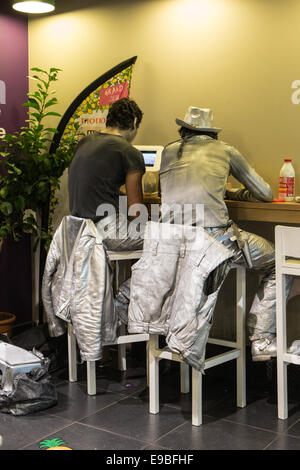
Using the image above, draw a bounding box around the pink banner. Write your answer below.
[99,81,129,106]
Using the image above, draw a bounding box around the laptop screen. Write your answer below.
[142,150,157,167]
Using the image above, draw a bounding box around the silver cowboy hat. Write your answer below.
[176,106,222,133]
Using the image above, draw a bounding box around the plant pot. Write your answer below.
[0,312,16,337]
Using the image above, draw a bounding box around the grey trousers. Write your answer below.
[96,213,144,252]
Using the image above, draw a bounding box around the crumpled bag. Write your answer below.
[288,340,300,355]
[0,349,57,416]
[115,278,131,325]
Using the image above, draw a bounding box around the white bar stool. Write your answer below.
[68,250,149,395]
[275,225,300,419]
[148,264,247,426]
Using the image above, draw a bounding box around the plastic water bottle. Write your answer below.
[278,158,295,201]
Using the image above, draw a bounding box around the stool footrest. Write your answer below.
[105,333,149,346]
[282,353,300,366]
[204,349,240,370]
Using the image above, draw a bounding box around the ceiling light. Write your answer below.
[12,1,55,14]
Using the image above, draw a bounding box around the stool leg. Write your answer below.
[236,266,246,408]
[118,323,127,371]
[115,259,127,372]
[149,335,159,414]
[87,361,96,395]
[68,323,77,383]
[277,272,288,419]
[192,367,202,426]
[180,362,190,394]
[146,341,149,387]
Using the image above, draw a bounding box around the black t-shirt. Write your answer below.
[68,133,145,221]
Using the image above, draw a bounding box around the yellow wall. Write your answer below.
[29,0,300,196]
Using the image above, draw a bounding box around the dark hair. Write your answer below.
[178,126,218,140]
[106,98,143,130]
[177,126,218,159]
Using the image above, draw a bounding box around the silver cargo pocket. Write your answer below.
[129,241,180,324]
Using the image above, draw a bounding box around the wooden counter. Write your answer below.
[143,194,300,224]
[226,200,300,224]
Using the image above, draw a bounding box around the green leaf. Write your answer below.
[44,98,58,108]
[43,128,58,134]
[23,100,40,111]
[44,111,61,117]
[6,163,22,175]
[25,185,33,195]
[30,112,44,120]
[43,158,51,170]
[14,195,25,211]
[0,187,8,198]
[0,202,13,215]
[30,67,48,74]
[28,92,43,103]
[32,76,48,88]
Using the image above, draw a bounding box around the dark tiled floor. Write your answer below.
[1,345,300,451]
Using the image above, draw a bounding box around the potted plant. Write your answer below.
[0,67,81,325]
[0,66,81,253]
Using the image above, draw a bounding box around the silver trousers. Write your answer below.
[98,213,291,342]
[206,225,292,341]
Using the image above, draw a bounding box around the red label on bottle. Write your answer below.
[279,176,295,197]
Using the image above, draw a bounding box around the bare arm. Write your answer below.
[125,170,144,218]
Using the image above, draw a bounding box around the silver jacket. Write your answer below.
[128,221,233,372]
[160,135,273,227]
[42,216,117,362]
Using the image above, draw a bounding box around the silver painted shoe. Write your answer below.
[251,336,277,361]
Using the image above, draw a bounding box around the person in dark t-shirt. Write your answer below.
[68,98,146,251]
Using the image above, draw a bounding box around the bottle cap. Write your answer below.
[284,158,292,162]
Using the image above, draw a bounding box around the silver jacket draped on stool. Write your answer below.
[128,221,234,372]
[42,215,117,362]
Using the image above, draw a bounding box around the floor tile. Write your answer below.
[265,434,300,450]
[142,443,172,450]
[55,358,149,397]
[156,418,277,450]
[3,338,300,451]
[88,366,148,397]
[43,381,126,421]
[0,411,72,450]
[133,361,235,416]
[206,392,300,433]
[80,396,187,444]
[283,418,300,438]
[21,422,145,450]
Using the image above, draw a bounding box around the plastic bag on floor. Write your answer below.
[10,324,68,372]
[0,351,57,416]
[115,278,131,325]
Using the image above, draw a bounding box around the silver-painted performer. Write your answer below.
[159,106,291,361]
